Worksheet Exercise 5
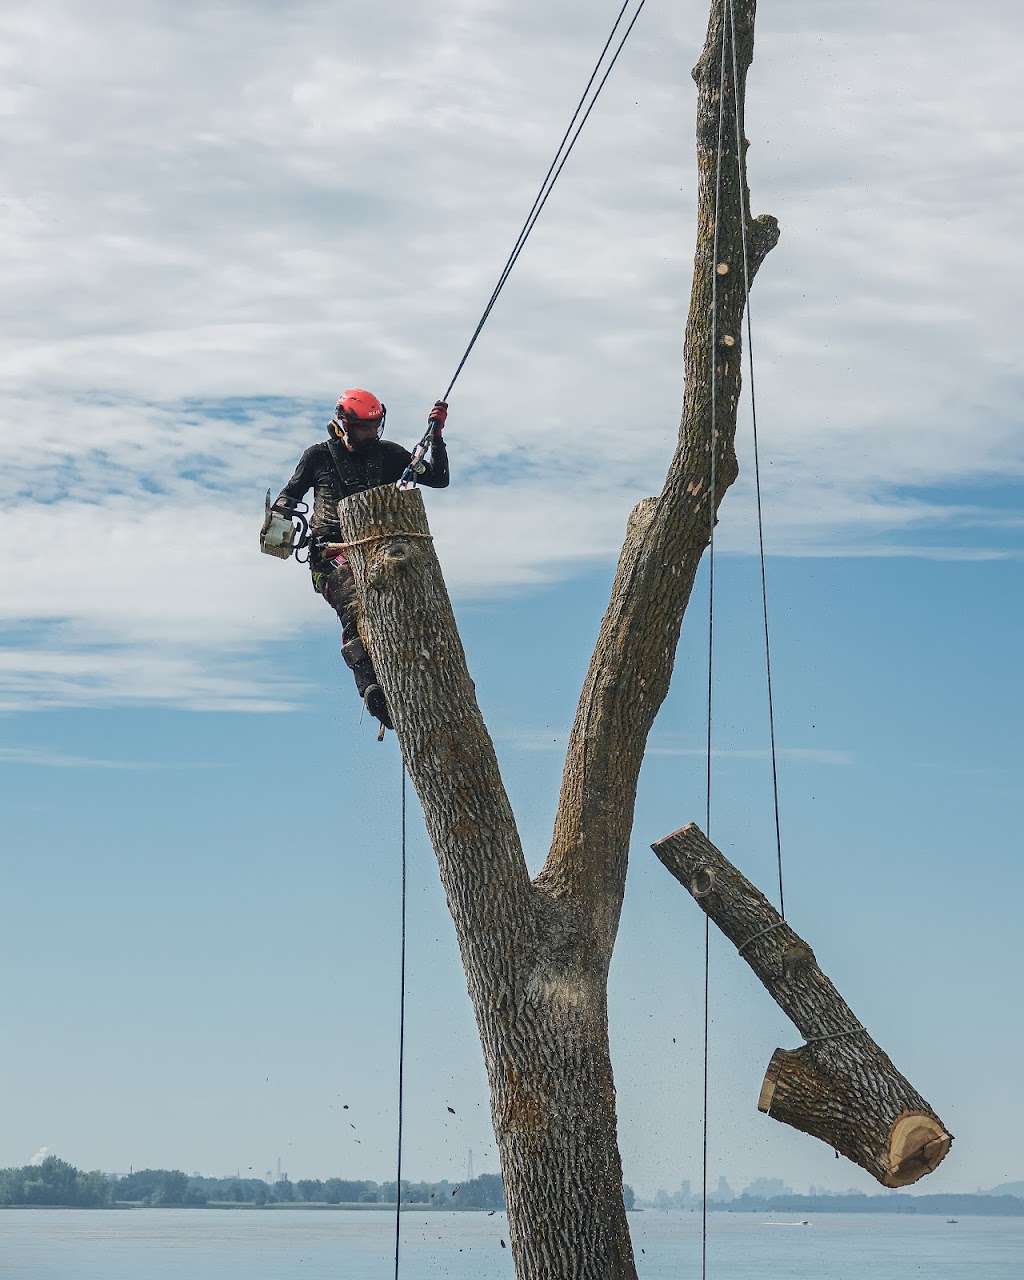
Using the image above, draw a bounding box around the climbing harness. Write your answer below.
[327,436,386,493]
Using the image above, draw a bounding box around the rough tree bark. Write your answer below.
[654,825,952,1187]
[337,3,783,1276]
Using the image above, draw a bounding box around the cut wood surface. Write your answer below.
[653,823,952,1188]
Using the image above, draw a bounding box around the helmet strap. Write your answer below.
[330,404,386,446]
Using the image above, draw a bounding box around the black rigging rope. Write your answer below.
[392,762,409,1280]
[726,0,785,918]
[440,0,650,403]
[701,8,731,1278]
[701,5,788,1277]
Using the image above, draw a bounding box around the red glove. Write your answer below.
[428,400,448,433]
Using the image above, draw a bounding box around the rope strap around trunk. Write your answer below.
[327,532,435,553]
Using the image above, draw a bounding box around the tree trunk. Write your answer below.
[336,1,783,1275]
[653,824,953,1187]
[336,484,636,1277]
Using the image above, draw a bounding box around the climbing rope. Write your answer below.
[398,0,650,491]
[392,762,409,1280]
[439,0,650,404]
[334,532,434,551]
[698,0,790,1273]
[726,0,785,919]
[701,8,732,1276]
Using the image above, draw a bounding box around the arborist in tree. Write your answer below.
[264,389,449,734]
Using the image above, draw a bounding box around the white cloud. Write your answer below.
[2,0,1021,708]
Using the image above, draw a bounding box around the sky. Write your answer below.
[1,0,1022,1204]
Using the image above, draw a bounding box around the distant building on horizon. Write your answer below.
[743,1177,792,1199]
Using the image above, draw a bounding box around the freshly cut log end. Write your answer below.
[882,1113,953,1188]
[757,1047,952,1188]
[757,1057,781,1114]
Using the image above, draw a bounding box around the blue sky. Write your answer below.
[1,0,1022,1200]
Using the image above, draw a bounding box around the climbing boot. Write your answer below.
[363,684,394,732]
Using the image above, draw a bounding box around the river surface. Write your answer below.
[1,1208,1020,1279]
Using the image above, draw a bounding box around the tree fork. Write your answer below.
[334,0,783,1274]
[541,0,778,921]
[652,824,953,1187]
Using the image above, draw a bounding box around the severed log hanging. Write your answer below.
[652,823,952,1188]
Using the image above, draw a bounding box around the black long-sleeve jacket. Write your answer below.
[275,435,449,544]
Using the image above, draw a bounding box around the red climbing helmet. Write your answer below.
[334,388,386,438]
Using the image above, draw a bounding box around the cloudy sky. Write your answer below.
[2,0,1022,1208]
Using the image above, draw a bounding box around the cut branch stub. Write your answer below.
[652,823,952,1187]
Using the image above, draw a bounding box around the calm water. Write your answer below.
[0,1208,1020,1280]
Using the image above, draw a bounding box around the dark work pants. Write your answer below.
[315,560,392,727]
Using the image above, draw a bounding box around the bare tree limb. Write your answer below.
[540,0,779,942]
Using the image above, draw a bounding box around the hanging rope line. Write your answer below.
[726,0,785,918]
[698,5,788,1276]
[440,0,650,402]
[700,913,711,1280]
[701,8,732,1277]
[392,762,409,1280]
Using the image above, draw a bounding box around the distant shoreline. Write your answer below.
[4,1196,1022,1218]
[0,1201,502,1213]
[643,1194,1024,1219]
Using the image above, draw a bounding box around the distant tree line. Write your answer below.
[0,1157,632,1213]
[0,1156,112,1207]
[0,1156,522,1210]
[191,1172,510,1208]
[117,1169,207,1206]
[0,1160,207,1208]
